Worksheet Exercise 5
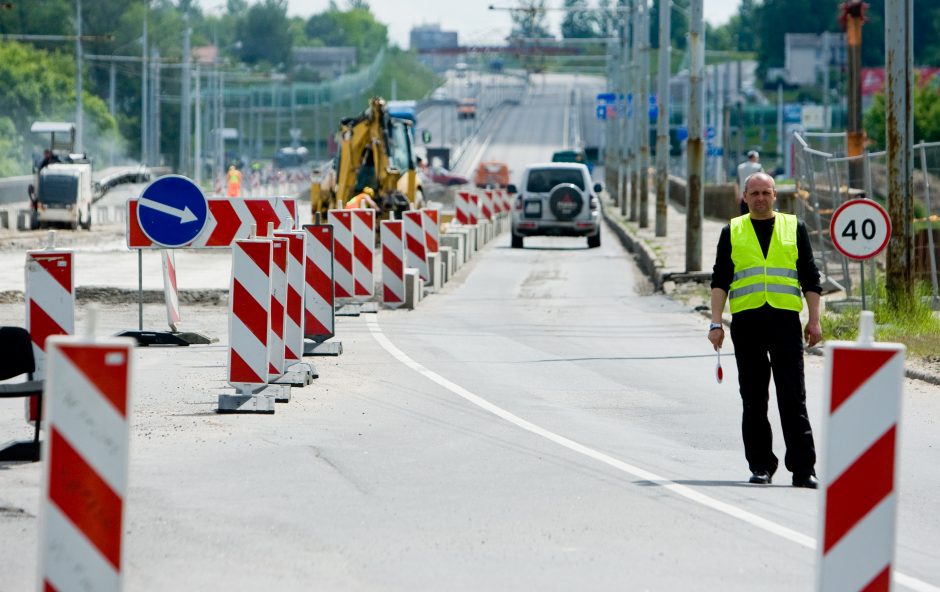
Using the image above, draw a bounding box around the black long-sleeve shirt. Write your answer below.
[710,216,823,295]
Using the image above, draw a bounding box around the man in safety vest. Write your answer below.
[707,172,823,489]
[345,186,378,210]
[226,165,242,197]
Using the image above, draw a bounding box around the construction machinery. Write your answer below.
[29,122,94,230]
[313,97,425,219]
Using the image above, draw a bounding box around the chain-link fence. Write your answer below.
[792,132,940,308]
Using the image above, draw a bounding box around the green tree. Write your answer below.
[237,0,292,67]
[305,6,387,61]
[561,0,597,39]
[864,79,940,149]
[0,42,115,174]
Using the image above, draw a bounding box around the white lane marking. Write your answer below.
[366,316,939,592]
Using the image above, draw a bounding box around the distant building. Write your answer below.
[767,32,847,87]
[409,23,459,71]
[292,47,357,79]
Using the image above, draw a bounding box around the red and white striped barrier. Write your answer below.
[501,189,511,215]
[327,210,354,299]
[224,238,273,405]
[481,190,494,221]
[351,209,375,298]
[469,193,480,225]
[302,224,336,343]
[26,250,75,381]
[403,210,430,281]
[381,220,405,308]
[161,249,181,332]
[817,316,905,592]
[274,230,307,363]
[422,209,440,254]
[39,335,133,592]
[490,190,502,215]
[127,197,298,248]
[267,237,288,382]
[456,191,477,225]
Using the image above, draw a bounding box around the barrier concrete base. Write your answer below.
[273,362,316,386]
[441,234,465,267]
[17,210,33,231]
[439,246,454,282]
[404,268,421,309]
[303,339,343,356]
[217,392,276,414]
[428,252,443,290]
[336,303,361,316]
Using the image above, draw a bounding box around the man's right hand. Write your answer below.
[708,327,724,350]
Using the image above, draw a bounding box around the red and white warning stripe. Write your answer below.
[817,339,906,591]
[267,237,288,380]
[480,190,493,221]
[302,224,335,341]
[422,209,440,254]
[455,191,476,225]
[490,190,502,215]
[228,239,272,391]
[161,249,181,332]
[381,220,405,308]
[274,230,306,362]
[39,335,133,592]
[327,210,354,299]
[469,193,480,224]
[351,209,375,297]
[403,210,430,281]
[127,197,298,249]
[26,250,75,381]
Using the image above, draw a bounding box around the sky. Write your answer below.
[209,1,744,49]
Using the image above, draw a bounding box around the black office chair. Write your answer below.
[0,326,44,462]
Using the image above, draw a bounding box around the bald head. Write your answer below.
[743,171,775,195]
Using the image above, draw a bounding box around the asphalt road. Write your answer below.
[0,74,938,591]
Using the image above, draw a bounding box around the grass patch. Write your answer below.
[821,282,940,358]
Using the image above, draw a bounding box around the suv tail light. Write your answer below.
[514,195,523,211]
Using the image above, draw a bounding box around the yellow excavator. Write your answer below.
[313,96,425,220]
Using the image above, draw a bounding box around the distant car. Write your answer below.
[428,165,468,186]
[551,149,593,173]
[474,161,510,188]
[510,162,602,249]
[457,98,478,120]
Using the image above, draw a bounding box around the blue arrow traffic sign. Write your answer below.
[137,175,208,248]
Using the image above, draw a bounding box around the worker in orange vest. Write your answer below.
[226,165,242,197]
[345,186,378,209]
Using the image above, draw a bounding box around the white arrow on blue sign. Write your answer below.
[137,175,209,248]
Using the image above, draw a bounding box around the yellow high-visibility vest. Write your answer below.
[728,213,803,314]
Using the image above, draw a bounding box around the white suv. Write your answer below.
[509,163,602,249]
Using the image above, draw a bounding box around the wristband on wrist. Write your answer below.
[709,322,723,331]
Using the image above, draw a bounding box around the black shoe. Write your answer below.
[749,471,772,485]
[792,474,819,489]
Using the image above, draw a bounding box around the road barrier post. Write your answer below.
[351,209,375,298]
[381,220,405,308]
[302,223,343,356]
[403,210,430,283]
[38,334,134,591]
[817,311,905,591]
[327,210,355,300]
[274,230,315,383]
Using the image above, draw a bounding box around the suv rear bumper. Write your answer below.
[511,217,600,238]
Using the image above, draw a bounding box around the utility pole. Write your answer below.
[884,0,914,308]
[141,2,148,165]
[620,13,630,218]
[180,13,192,177]
[194,65,201,185]
[74,0,83,152]
[629,0,640,222]
[654,0,670,237]
[686,0,705,272]
[638,0,651,228]
[151,48,161,166]
[841,1,866,189]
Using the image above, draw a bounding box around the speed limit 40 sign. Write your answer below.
[829,198,892,260]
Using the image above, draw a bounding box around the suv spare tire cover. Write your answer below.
[548,183,584,221]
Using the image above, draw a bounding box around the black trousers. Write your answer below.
[730,306,816,476]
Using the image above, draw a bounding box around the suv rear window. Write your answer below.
[525,168,585,193]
